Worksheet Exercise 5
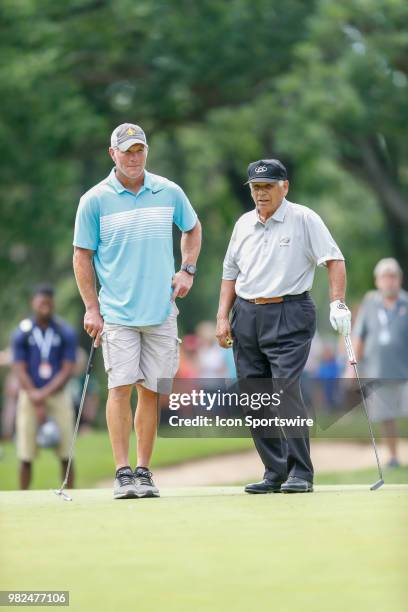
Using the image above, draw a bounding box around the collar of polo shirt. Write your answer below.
[108,168,153,194]
[253,197,289,225]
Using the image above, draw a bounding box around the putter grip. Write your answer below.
[345,335,356,364]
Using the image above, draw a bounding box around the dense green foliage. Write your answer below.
[0,0,407,342]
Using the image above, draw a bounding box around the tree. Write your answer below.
[274,0,408,277]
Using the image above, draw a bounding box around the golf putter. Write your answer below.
[344,335,384,490]
[54,342,96,501]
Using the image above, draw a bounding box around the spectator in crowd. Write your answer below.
[0,348,19,439]
[177,335,200,379]
[196,321,235,379]
[317,344,342,410]
[11,285,77,488]
[353,258,408,467]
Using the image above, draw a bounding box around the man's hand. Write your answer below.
[28,388,47,404]
[216,316,233,349]
[27,390,47,423]
[84,306,104,347]
[330,300,351,336]
[172,270,193,300]
[27,388,47,425]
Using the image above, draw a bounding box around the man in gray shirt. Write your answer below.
[216,159,351,493]
[353,258,408,467]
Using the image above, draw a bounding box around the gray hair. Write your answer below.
[373,257,402,278]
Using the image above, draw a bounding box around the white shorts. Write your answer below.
[101,303,181,393]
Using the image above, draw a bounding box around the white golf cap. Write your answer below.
[373,257,402,277]
[110,123,148,151]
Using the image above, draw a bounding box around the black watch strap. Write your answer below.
[181,264,197,276]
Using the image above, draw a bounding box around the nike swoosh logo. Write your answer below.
[152,188,165,194]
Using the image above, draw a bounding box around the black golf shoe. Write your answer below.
[134,467,160,498]
[280,476,313,493]
[244,479,283,494]
[113,466,138,499]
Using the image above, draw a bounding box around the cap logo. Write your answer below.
[126,127,136,135]
[255,164,268,173]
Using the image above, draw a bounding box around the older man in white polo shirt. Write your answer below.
[216,159,351,493]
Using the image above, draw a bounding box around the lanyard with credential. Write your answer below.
[377,308,391,346]
[32,327,55,379]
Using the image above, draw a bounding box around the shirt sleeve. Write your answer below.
[172,185,198,232]
[61,327,78,362]
[11,330,28,363]
[304,210,344,267]
[73,194,100,250]
[353,296,369,340]
[222,224,240,280]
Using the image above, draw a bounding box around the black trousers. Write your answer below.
[231,295,316,482]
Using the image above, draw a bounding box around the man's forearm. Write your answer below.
[181,220,202,265]
[217,280,237,319]
[327,260,346,301]
[13,363,36,392]
[73,248,99,311]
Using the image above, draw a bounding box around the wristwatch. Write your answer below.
[181,263,197,276]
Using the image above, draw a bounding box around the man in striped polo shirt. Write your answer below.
[73,123,201,499]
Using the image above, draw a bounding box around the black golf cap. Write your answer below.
[246,159,288,184]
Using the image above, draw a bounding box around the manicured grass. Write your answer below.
[1,485,407,612]
[313,413,408,439]
[2,429,407,491]
[316,465,408,485]
[0,432,253,490]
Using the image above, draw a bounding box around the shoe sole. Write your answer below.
[281,488,313,494]
[136,490,160,498]
[113,491,139,499]
[245,489,282,494]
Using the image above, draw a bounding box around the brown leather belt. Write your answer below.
[245,292,309,305]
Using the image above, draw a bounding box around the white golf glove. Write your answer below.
[329,300,351,336]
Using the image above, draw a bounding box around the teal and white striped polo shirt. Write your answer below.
[73,168,198,326]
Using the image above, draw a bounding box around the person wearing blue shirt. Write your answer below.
[73,123,201,499]
[11,285,77,489]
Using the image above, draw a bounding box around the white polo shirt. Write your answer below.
[222,198,344,299]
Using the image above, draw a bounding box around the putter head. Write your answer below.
[370,479,384,491]
[53,488,73,502]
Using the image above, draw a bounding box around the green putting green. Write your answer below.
[1,486,407,612]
